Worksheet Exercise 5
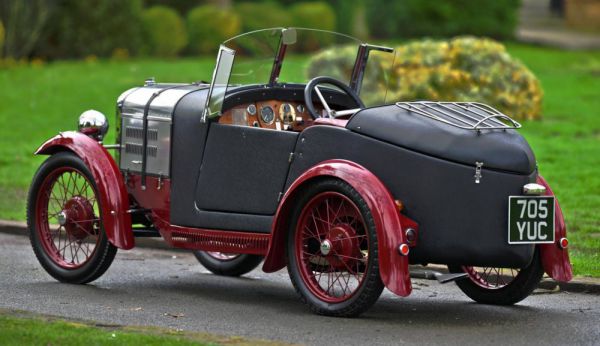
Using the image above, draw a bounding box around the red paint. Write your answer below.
[125,174,170,215]
[263,159,415,297]
[35,131,133,249]
[35,166,101,269]
[127,173,270,255]
[294,191,370,303]
[537,175,573,282]
[151,208,270,255]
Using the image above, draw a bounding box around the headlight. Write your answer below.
[78,109,109,141]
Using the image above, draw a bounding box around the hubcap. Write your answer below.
[320,239,332,255]
[57,211,67,226]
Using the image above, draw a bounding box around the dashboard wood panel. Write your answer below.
[219,100,322,131]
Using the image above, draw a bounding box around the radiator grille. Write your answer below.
[125,126,158,141]
[125,143,157,157]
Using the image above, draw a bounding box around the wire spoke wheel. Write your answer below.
[205,252,241,261]
[448,248,544,305]
[463,266,519,289]
[287,179,383,317]
[296,191,368,303]
[28,152,117,284]
[193,251,263,277]
[36,167,101,269]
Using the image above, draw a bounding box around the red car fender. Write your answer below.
[35,131,133,249]
[263,159,413,297]
[536,175,572,282]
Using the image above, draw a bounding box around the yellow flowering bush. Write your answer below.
[307,37,543,120]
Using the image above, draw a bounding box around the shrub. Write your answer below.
[39,0,144,59]
[365,0,520,40]
[0,21,4,56]
[141,6,188,57]
[234,2,292,32]
[187,5,241,55]
[289,2,337,51]
[306,37,543,120]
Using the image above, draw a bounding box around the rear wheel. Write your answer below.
[193,251,263,277]
[287,179,384,317]
[27,152,117,284]
[448,248,544,305]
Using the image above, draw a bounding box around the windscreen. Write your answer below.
[206,28,395,117]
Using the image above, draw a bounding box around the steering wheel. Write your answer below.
[304,76,365,119]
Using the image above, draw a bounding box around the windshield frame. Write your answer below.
[203,27,394,120]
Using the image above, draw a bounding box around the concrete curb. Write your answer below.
[2,219,598,295]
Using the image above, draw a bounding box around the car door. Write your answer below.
[194,122,298,215]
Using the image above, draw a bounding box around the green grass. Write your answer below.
[0,45,598,276]
[0,309,278,346]
[505,44,600,277]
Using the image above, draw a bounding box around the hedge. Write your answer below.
[365,0,521,40]
[187,5,241,55]
[306,37,543,120]
[141,6,188,58]
[39,0,144,59]
[0,21,4,56]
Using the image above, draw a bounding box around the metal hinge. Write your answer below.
[474,162,484,184]
[288,152,295,163]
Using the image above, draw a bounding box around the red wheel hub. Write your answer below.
[62,196,96,240]
[322,224,360,269]
[295,191,369,303]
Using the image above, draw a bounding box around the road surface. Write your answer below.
[0,232,598,345]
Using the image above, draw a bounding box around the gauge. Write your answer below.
[279,103,296,124]
[246,104,257,116]
[260,105,275,124]
[296,104,305,114]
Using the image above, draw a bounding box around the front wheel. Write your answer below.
[287,178,384,317]
[27,152,117,284]
[448,248,544,305]
[193,251,263,277]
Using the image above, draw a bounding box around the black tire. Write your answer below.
[27,151,117,284]
[448,248,544,305]
[193,251,263,277]
[287,178,384,317]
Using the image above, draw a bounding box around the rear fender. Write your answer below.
[35,131,133,249]
[263,159,414,297]
[537,175,572,282]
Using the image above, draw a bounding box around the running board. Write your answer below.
[410,270,468,284]
[132,227,161,237]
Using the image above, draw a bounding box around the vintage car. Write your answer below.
[27,28,572,317]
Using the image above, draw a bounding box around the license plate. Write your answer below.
[508,196,555,244]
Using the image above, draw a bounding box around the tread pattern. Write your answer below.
[287,178,384,317]
[27,151,117,284]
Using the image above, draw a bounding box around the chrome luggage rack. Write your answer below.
[395,101,521,132]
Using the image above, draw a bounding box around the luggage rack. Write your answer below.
[395,101,521,132]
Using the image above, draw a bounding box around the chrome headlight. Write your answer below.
[78,110,109,141]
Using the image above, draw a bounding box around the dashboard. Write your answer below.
[219,100,324,131]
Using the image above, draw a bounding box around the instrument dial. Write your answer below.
[279,103,296,124]
[247,104,257,116]
[260,106,275,124]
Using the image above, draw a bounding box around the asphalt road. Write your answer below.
[1,232,598,345]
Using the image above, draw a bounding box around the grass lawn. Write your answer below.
[0,44,598,276]
[0,309,279,345]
